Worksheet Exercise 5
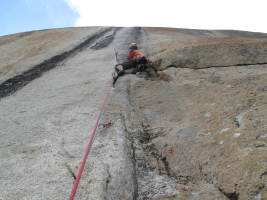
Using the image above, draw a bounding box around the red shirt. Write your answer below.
[128,50,145,60]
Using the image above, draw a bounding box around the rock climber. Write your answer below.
[112,43,154,85]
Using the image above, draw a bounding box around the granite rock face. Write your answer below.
[120,65,267,199]
[143,27,267,70]
[0,27,102,83]
[129,27,267,199]
[0,27,267,200]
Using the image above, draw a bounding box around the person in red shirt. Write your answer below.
[127,44,145,59]
[112,43,151,85]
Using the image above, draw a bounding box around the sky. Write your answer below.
[1,0,267,36]
[0,0,78,36]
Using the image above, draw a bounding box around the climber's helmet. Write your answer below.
[129,43,138,50]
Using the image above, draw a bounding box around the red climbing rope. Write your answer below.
[69,79,113,200]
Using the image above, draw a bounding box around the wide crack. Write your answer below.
[120,79,185,199]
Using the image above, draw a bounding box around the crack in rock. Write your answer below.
[218,187,239,200]
[65,163,76,180]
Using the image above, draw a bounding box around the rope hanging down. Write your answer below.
[69,79,113,200]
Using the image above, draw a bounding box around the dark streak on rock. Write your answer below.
[192,62,267,70]
[0,27,120,99]
[65,163,76,180]
[218,187,239,200]
[90,30,118,50]
[104,165,111,197]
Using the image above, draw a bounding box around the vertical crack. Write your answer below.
[104,165,111,198]
[65,163,76,180]
[121,113,138,200]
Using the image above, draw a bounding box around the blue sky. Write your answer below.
[0,0,78,36]
[1,0,267,36]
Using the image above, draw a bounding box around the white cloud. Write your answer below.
[65,0,267,33]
